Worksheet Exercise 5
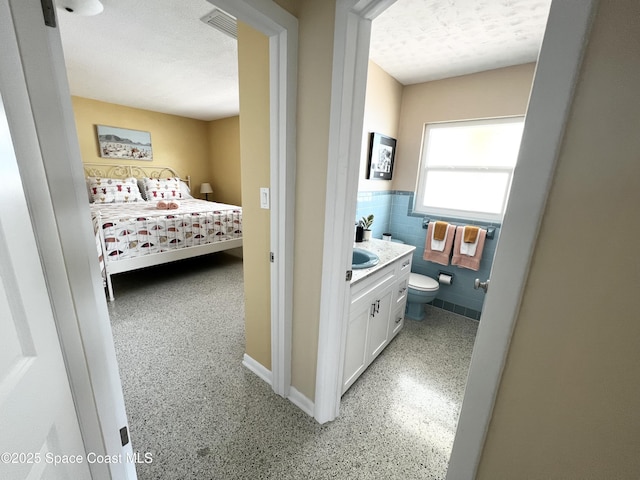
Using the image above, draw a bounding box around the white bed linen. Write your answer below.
[91,199,242,262]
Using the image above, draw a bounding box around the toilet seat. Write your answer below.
[409,273,439,292]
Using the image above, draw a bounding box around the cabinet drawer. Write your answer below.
[395,276,408,305]
[350,263,395,300]
[397,254,412,277]
[389,304,405,340]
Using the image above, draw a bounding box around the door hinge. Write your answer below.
[119,426,129,447]
[40,0,57,28]
[270,252,275,263]
[345,270,352,281]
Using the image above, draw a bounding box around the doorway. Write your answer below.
[0,0,296,477]
[316,2,597,479]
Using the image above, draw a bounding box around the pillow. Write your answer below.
[87,177,144,203]
[141,177,184,201]
[179,180,193,199]
[137,179,148,200]
[86,178,94,203]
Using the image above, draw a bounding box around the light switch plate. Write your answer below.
[260,187,270,209]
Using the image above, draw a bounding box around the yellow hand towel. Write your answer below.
[464,226,479,243]
[433,221,448,241]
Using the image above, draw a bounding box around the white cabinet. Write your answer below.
[342,252,413,395]
[343,265,395,394]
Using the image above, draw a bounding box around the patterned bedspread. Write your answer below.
[91,200,242,262]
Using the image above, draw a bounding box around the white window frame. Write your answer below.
[414,116,525,222]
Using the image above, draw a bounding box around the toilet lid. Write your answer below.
[409,273,439,292]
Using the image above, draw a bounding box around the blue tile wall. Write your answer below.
[356,190,502,319]
[355,191,393,239]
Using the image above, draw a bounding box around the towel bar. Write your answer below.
[421,218,496,239]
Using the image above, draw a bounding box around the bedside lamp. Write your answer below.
[200,183,213,201]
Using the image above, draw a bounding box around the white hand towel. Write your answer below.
[460,226,480,256]
[430,221,449,252]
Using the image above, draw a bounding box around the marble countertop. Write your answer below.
[351,239,416,284]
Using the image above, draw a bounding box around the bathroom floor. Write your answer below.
[107,254,479,479]
[340,305,479,478]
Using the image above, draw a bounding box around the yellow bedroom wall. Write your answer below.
[476,1,640,477]
[71,96,211,196]
[208,116,241,206]
[237,22,272,369]
[358,61,404,192]
[393,63,536,192]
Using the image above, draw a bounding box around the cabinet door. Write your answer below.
[366,281,394,361]
[343,294,372,393]
[343,270,396,394]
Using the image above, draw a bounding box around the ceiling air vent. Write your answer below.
[200,8,237,39]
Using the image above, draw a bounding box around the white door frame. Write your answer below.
[316,3,597,478]
[446,1,597,477]
[315,0,397,425]
[2,1,135,478]
[0,90,92,480]
[210,0,298,406]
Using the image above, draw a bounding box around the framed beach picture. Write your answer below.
[367,132,396,180]
[96,125,153,160]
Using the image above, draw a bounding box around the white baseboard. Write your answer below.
[288,386,315,417]
[242,354,314,418]
[242,354,272,385]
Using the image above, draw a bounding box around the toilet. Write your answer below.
[406,273,439,321]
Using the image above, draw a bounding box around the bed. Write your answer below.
[85,163,242,301]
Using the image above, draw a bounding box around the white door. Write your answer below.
[0,96,89,480]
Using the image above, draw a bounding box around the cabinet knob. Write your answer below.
[395,316,402,324]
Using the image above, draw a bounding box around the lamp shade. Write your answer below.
[200,183,213,194]
[56,0,104,16]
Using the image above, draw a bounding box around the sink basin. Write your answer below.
[352,248,379,269]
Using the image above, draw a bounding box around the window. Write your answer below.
[415,117,525,222]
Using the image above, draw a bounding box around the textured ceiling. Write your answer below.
[370,0,551,85]
[56,0,550,121]
[57,0,239,121]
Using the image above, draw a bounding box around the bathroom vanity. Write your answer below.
[343,239,416,394]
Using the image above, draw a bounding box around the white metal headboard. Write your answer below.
[83,163,191,190]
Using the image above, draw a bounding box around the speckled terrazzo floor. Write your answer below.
[107,253,478,480]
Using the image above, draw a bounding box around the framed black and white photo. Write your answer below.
[367,132,396,180]
[97,125,153,160]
